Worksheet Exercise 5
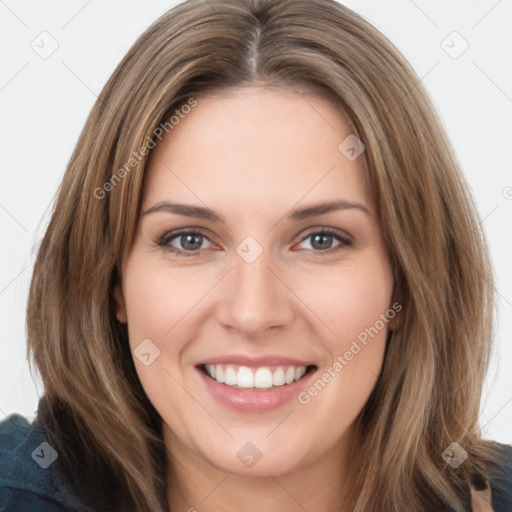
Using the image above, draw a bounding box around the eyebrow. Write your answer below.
[142,199,370,223]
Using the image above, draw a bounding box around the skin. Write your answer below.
[114,86,397,512]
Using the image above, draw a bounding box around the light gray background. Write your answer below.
[1,0,511,443]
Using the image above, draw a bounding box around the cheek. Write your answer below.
[121,261,202,418]
[299,257,394,347]
[122,260,205,346]
[294,254,393,426]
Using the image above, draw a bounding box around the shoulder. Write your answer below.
[489,442,512,511]
[0,412,84,512]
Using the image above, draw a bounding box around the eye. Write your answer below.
[155,227,352,257]
[296,228,352,254]
[156,229,212,257]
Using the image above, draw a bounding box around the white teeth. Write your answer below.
[204,364,310,389]
[272,367,285,386]
[237,366,254,388]
[254,368,273,389]
[295,367,306,381]
[224,366,237,386]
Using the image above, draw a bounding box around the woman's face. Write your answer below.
[115,86,395,478]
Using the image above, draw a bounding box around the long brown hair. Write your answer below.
[27,0,501,510]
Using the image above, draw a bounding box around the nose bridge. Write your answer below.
[217,237,293,336]
[234,244,274,293]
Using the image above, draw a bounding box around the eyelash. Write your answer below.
[155,227,352,258]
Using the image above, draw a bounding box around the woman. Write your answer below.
[1,0,510,510]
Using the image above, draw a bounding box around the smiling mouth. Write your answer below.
[198,363,317,390]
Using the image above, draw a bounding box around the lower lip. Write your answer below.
[197,367,316,412]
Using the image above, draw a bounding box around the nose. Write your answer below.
[215,247,295,339]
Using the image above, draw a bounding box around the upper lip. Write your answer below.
[196,354,316,368]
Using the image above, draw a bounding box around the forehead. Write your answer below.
[142,86,372,213]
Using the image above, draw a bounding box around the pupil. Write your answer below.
[182,234,202,250]
[312,234,331,250]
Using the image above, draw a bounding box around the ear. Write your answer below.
[113,281,128,324]
[388,309,403,331]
